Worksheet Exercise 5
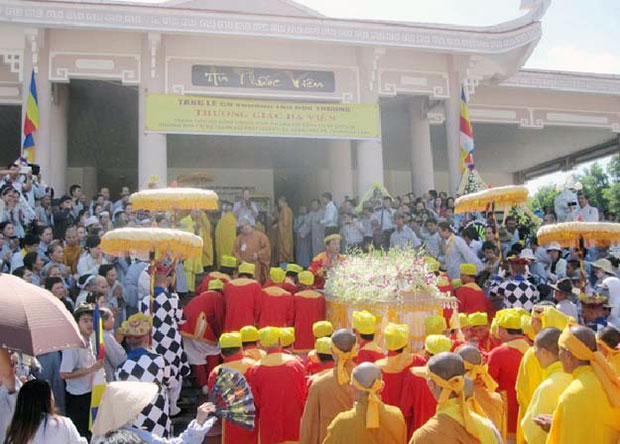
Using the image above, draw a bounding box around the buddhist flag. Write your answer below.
[459,87,474,172]
[89,302,106,430]
[22,70,39,163]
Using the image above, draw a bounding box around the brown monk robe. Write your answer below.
[277,196,294,263]
[233,218,271,284]
[299,329,357,444]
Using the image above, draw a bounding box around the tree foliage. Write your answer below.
[528,184,559,214]
[576,162,610,212]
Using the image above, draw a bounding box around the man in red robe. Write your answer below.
[352,310,385,364]
[456,263,493,315]
[241,325,266,361]
[223,262,262,332]
[428,257,455,324]
[246,327,307,444]
[257,267,294,328]
[487,309,530,441]
[308,234,344,289]
[306,336,335,378]
[305,321,334,375]
[195,254,236,295]
[283,263,302,293]
[181,279,225,392]
[207,332,257,444]
[294,271,326,352]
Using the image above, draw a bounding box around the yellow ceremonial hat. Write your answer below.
[459,313,470,329]
[123,313,153,337]
[521,315,535,340]
[269,267,286,284]
[468,312,488,327]
[541,306,572,329]
[298,271,315,286]
[451,279,462,290]
[352,310,376,335]
[497,310,522,330]
[240,325,259,343]
[221,255,238,269]
[460,263,477,276]
[425,315,447,336]
[425,334,452,355]
[286,263,303,274]
[259,326,281,348]
[280,327,295,348]
[426,257,440,273]
[208,279,224,291]
[315,337,332,355]
[313,321,333,338]
[384,323,409,351]
[324,234,341,244]
[238,262,255,277]
[220,332,242,349]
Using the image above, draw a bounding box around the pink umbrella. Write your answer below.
[0,274,84,355]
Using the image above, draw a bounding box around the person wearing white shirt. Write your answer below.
[372,196,396,249]
[340,213,364,251]
[545,242,567,283]
[551,278,579,320]
[232,188,259,228]
[319,192,339,235]
[592,258,620,329]
[422,219,442,259]
[77,236,108,277]
[390,213,421,250]
[438,221,483,279]
[568,192,599,222]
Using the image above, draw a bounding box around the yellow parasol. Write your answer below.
[454,185,529,214]
[129,187,219,212]
[537,222,620,295]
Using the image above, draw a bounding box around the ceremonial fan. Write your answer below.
[208,366,256,430]
[537,222,620,294]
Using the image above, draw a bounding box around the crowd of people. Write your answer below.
[0,156,619,443]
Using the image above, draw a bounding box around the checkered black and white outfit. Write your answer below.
[115,348,171,438]
[490,275,540,312]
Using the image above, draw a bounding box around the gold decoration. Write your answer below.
[454,185,529,214]
[129,187,218,211]
[537,222,620,248]
[101,227,203,259]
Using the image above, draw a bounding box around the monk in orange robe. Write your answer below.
[456,263,493,315]
[222,263,262,332]
[233,218,271,284]
[257,267,294,328]
[487,310,529,440]
[241,326,266,361]
[246,327,307,444]
[308,234,344,289]
[294,272,326,352]
[208,332,258,444]
[277,196,294,264]
[352,311,385,364]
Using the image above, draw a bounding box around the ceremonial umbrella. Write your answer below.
[537,222,620,294]
[455,185,530,261]
[0,273,84,356]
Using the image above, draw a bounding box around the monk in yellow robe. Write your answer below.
[410,352,501,444]
[597,326,620,374]
[277,196,294,264]
[456,345,507,440]
[233,218,271,284]
[215,202,236,267]
[521,327,571,444]
[299,329,356,444]
[199,211,213,269]
[323,362,407,444]
[539,325,620,444]
[180,210,206,292]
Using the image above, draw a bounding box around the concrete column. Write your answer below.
[445,63,462,195]
[328,139,353,203]
[409,97,434,195]
[49,83,69,193]
[138,33,167,189]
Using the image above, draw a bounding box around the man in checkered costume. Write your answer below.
[489,256,540,311]
[114,312,172,437]
[139,264,190,416]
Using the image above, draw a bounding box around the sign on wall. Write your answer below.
[191,65,335,92]
[145,94,380,140]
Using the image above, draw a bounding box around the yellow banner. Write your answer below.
[146,93,380,140]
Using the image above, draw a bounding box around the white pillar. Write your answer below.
[445,64,462,195]
[356,139,384,197]
[138,33,167,189]
[49,83,69,194]
[409,97,434,196]
[329,139,353,203]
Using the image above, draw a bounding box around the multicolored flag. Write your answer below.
[459,87,474,172]
[89,302,106,430]
[22,70,39,163]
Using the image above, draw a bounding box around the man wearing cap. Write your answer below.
[456,263,492,316]
[323,362,407,444]
[208,332,258,444]
[246,327,307,444]
[581,293,612,332]
[593,258,620,329]
[194,254,236,295]
[300,329,357,444]
[305,337,335,379]
[283,263,302,293]
[427,259,455,324]
[490,257,539,312]
[410,353,501,444]
[308,234,344,289]
[139,263,189,417]
[457,345,506,441]
[223,262,262,332]
[353,311,385,364]
[305,321,334,375]
[115,313,172,438]
[181,279,225,394]
[294,271,326,352]
[539,325,620,443]
[241,325,266,361]
[550,277,578,320]
[258,267,294,328]
[233,218,271,283]
[487,309,530,440]
[280,327,297,355]
[467,312,499,354]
